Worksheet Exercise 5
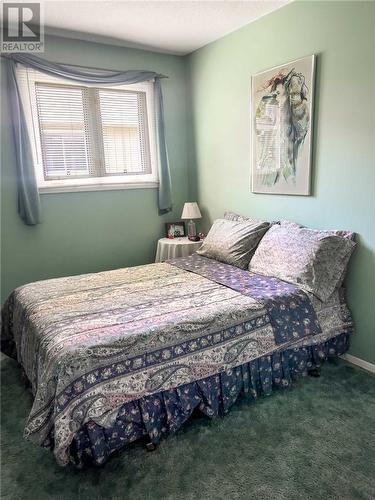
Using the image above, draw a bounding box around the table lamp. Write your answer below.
[181,202,202,239]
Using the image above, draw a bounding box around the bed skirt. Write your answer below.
[60,332,350,467]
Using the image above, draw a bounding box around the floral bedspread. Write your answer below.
[169,255,322,344]
[1,256,347,466]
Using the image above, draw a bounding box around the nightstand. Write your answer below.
[155,237,202,263]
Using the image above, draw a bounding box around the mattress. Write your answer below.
[1,254,353,466]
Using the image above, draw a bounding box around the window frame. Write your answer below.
[16,65,159,194]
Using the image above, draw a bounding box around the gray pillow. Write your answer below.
[224,211,266,225]
[249,224,356,301]
[279,219,355,241]
[278,220,356,290]
[197,218,270,269]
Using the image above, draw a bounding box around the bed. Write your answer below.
[1,252,354,467]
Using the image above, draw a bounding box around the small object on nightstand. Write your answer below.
[165,221,186,239]
[181,202,202,238]
[188,235,200,242]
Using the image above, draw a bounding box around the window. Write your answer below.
[16,66,159,192]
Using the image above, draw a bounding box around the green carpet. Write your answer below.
[1,355,375,500]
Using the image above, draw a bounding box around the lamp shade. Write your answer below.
[181,202,202,220]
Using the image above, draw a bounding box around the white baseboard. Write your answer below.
[341,353,375,374]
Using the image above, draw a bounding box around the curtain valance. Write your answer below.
[4,53,172,225]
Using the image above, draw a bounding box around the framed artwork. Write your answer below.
[165,222,186,238]
[251,55,316,195]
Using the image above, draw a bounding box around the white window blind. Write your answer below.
[16,66,158,192]
[35,83,93,179]
[97,89,151,176]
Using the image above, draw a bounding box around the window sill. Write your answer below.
[38,181,159,194]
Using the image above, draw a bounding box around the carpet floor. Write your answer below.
[1,355,375,500]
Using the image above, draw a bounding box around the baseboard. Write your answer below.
[340,353,375,374]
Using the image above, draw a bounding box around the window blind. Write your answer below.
[97,89,151,175]
[34,83,152,181]
[35,83,93,179]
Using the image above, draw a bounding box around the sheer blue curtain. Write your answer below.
[5,53,172,225]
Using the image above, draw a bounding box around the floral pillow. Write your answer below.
[224,211,266,225]
[249,223,356,301]
[280,220,355,241]
[197,218,270,269]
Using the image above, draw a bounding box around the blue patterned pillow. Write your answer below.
[197,218,270,269]
[249,224,356,301]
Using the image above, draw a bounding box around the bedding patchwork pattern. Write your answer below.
[1,256,353,466]
[72,332,350,466]
[169,254,321,344]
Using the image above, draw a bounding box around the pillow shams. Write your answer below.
[249,224,356,301]
[279,220,355,241]
[197,218,270,269]
[224,211,266,225]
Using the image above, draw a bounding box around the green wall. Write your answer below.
[1,35,189,302]
[187,1,375,363]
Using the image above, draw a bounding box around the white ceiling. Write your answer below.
[40,0,290,55]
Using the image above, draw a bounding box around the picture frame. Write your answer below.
[251,55,316,195]
[165,222,186,238]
